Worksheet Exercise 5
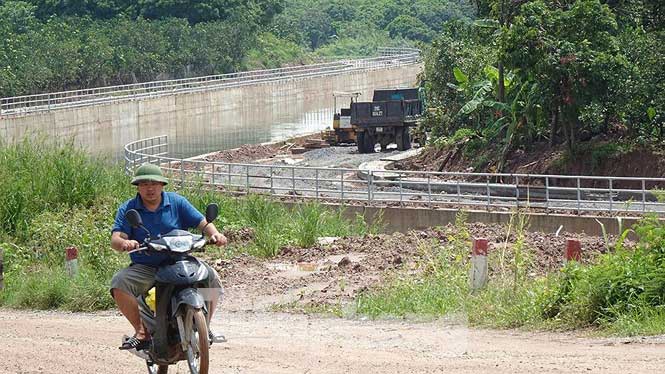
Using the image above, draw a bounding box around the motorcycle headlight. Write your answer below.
[163,236,193,253]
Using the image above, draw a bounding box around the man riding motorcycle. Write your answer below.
[110,163,228,350]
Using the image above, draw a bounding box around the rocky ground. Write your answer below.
[209,223,613,313]
[185,140,619,311]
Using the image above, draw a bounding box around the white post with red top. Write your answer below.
[469,238,489,291]
[65,246,79,277]
[565,239,582,263]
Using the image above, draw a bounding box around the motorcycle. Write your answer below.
[122,203,221,374]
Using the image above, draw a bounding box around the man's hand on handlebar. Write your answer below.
[122,239,140,252]
[209,232,228,247]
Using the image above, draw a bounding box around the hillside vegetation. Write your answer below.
[420,0,664,166]
[0,0,474,97]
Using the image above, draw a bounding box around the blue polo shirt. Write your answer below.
[112,192,204,266]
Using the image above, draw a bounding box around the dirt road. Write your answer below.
[2,308,665,374]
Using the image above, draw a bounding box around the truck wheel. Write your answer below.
[396,128,411,151]
[364,132,375,153]
[357,131,375,153]
[357,131,367,153]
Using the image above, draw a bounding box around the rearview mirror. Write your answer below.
[125,209,143,228]
[205,204,219,223]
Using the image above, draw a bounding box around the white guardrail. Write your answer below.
[125,135,665,215]
[0,48,420,116]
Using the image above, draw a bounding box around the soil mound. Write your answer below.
[205,223,615,312]
[394,140,665,189]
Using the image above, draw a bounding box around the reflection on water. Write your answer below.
[270,107,333,142]
[170,106,334,159]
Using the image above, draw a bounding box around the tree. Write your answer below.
[501,0,628,152]
[23,0,284,25]
[386,15,433,43]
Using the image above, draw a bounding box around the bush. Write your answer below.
[0,136,130,238]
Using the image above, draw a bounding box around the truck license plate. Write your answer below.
[375,127,383,132]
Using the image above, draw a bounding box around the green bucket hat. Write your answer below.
[131,163,169,185]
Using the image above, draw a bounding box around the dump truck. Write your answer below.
[351,87,423,153]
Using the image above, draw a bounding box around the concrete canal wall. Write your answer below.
[0,64,422,157]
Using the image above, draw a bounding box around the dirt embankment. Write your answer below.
[210,223,612,312]
[394,140,665,189]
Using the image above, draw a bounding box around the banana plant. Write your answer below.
[449,65,513,118]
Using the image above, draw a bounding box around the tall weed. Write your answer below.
[0,136,130,238]
[356,212,470,318]
[293,202,328,247]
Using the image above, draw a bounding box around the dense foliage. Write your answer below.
[0,1,278,96]
[0,0,475,97]
[421,0,664,167]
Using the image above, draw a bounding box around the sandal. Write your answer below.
[119,335,151,351]
[209,329,227,344]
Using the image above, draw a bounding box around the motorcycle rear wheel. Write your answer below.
[186,309,209,374]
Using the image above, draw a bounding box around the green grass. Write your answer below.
[355,212,665,336]
[183,189,381,258]
[1,266,116,311]
[0,137,380,310]
[0,136,131,239]
[603,305,665,336]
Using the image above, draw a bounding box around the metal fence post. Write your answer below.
[399,173,403,206]
[545,177,550,212]
[642,179,646,213]
[180,160,185,188]
[316,169,320,201]
[609,178,613,213]
[269,166,274,194]
[427,174,432,208]
[340,170,345,203]
[245,165,250,195]
[486,176,491,211]
[457,180,461,203]
[368,170,373,205]
[211,163,216,186]
[577,178,581,215]
[515,175,520,208]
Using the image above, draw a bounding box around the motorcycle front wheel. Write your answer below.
[186,309,209,374]
[146,362,169,374]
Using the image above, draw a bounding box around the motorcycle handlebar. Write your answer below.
[126,241,213,254]
[126,246,148,254]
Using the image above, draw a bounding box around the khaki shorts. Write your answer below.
[110,262,222,298]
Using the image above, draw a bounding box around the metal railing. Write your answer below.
[1,48,420,116]
[125,135,665,215]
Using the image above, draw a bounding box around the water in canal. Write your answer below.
[170,106,334,159]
